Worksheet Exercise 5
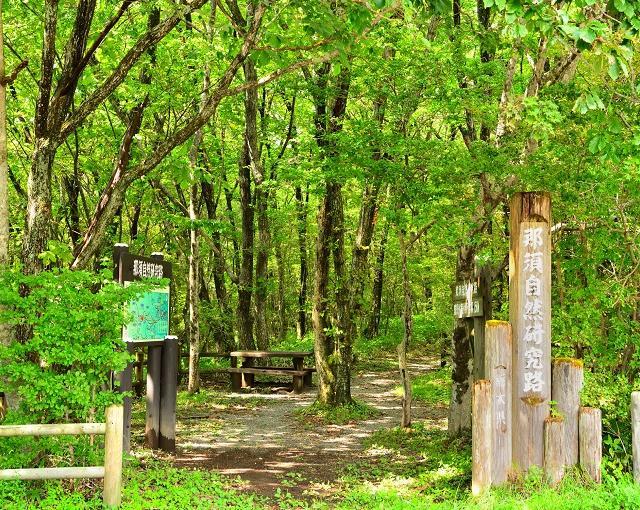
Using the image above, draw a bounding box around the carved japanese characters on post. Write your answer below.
[510,192,551,472]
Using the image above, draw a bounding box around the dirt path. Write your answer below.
[173,357,444,499]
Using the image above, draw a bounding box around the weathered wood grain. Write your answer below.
[552,358,583,466]
[472,379,493,495]
[484,320,512,485]
[579,407,602,483]
[544,416,565,486]
[510,192,552,472]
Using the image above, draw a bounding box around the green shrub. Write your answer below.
[0,268,151,478]
[0,268,146,424]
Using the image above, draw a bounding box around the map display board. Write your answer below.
[114,247,173,344]
[123,287,170,342]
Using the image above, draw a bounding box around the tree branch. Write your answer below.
[0,60,28,86]
[58,0,208,143]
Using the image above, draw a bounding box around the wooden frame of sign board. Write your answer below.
[113,244,177,454]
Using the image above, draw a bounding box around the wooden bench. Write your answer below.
[229,351,314,393]
[227,367,313,393]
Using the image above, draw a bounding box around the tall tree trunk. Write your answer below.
[350,183,380,328]
[274,239,287,341]
[254,186,269,351]
[311,63,353,406]
[349,46,392,330]
[0,1,9,413]
[365,220,389,339]
[448,245,475,436]
[0,2,7,266]
[314,183,352,405]
[295,185,309,339]
[398,231,413,428]
[330,182,353,404]
[187,172,201,393]
[202,180,234,352]
[236,57,258,350]
[187,2,216,392]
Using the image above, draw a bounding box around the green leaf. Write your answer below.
[608,57,619,80]
[578,27,596,44]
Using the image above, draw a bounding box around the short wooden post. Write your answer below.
[544,416,565,486]
[472,379,492,495]
[579,407,602,483]
[145,345,162,449]
[484,320,512,485]
[103,404,124,508]
[510,192,552,472]
[552,358,583,466]
[632,392,640,483]
[115,342,134,454]
[159,335,178,453]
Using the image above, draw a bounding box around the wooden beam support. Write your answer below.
[103,404,124,507]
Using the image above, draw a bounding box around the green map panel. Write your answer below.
[124,289,170,342]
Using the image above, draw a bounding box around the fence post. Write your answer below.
[632,392,640,483]
[472,379,492,495]
[104,404,124,507]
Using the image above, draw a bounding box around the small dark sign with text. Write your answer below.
[452,279,483,318]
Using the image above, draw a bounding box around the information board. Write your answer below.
[114,246,173,344]
[123,287,170,342]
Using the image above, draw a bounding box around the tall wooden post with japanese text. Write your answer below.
[509,192,551,472]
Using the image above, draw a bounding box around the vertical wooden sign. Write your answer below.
[510,192,551,472]
[484,320,512,485]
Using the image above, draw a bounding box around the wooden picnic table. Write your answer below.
[228,351,314,393]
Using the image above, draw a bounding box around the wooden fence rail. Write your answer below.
[0,404,123,507]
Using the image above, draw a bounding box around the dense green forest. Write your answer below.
[1,0,640,508]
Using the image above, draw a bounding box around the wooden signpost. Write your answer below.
[469,191,603,493]
[114,245,176,454]
[452,275,489,381]
[509,192,552,472]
